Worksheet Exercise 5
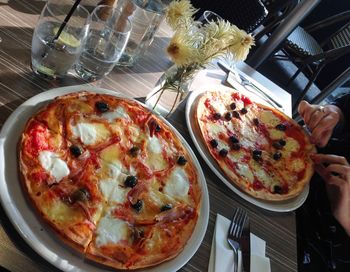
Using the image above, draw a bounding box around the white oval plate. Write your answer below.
[185,83,309,212]
[0,85,209,272]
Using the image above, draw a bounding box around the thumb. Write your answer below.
[298,100,310,116]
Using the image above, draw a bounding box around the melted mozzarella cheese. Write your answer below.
[269,129,285,140]
[110,186,129,203]
[39,151,69,182]
[102,106,130,121]
[287,158,305,172]
[148,136,162,154]
[109,162,122,178]
[71,123,97,145]
[164,168,189,200]
[260,110,281,127]
[99,178,118,200]
[285,138,300,153]
[96,216,129,247]
[211,99,227,115]
[236,164,254,183]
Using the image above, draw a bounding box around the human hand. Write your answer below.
[298,100,343,147]
[312,153,350,236]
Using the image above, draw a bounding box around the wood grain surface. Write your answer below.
[0,1,297,271]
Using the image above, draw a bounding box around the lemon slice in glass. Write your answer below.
[37,65,55,76]
[53,27,81,48]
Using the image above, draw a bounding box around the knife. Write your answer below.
[217,61,283,109]
[241,215,251,272]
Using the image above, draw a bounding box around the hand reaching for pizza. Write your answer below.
[312,153,350,236]
[298,100,344,147]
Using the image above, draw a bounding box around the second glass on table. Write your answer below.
[75,5,131,80]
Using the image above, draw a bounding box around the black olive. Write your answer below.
[213,113,221,120]
[231,143,241,150]
[70,145,82,157]
[225,112,232,121]
[132,200,143,212]
[129,146,140,157]
[95,101,109,112]
[177,156,187,166]
[252,150,262,161]
[232,111,240,118]
[253,150,262,156]
[124,175,138,188]
[69,188,90,204]
[253,118,259,126]
[273,185,282,194]
[160,204,172,212]
[279,139,286,146]
[230,102,236,110]
[240,108,248,114]
[273,142,283,149]
[276,124,286,131]
[229,136,239,144]
[210,139,218,148]
[273,152,282,160]
[219,148,228,157]
[155,124,161,132]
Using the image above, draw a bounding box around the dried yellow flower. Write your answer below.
[229,29,255,61]
[166,30,199,67]
[166,0,197,29]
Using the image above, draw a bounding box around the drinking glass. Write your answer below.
[75,5,131,80]
[115,0,166,67]
[198,10,223,25]
[31,0,90,79]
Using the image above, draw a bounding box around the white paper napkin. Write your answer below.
[208,214,271,272]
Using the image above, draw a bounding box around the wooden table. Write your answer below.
[0,1,297,271]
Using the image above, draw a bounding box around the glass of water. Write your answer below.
[115,0,166,67]
[31,0,90,79]
[75,5,131,80]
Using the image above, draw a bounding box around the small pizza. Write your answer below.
[18,91,201,269]
[196,89,315,201]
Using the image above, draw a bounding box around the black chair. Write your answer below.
[254,0,299,41]
[272,11,350,111]
[190,0,268,34]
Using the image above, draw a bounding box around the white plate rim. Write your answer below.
[185,83,309,212]
[0,85,209,272]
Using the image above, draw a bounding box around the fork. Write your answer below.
[227,208,248,272]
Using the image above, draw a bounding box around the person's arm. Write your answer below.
[312,153,350,236]
[332,94,350,133]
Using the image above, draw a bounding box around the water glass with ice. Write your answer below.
[31,0,90,79]
[75,5,131,80]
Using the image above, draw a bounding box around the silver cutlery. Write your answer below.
[227,207,250,272]
[217,61,283,110]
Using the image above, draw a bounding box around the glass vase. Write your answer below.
[145,65,195,117]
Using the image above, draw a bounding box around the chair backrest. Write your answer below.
[191,0,268,33]
[328,23,350,49]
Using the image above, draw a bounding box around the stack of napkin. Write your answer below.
[208,214,271,272]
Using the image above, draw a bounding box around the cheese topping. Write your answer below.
[236,164,254,183]
[38,151,70,182]
[96,216,129,247]
[164,168,190,199]
[211,99,227,115]
[260,110,281,127]
[71,123,97,145]
[102,106,130,121]
[148,136,162,154]
[99,178,118,200]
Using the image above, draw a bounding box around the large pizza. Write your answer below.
[196,89,315,201]
[18,91,201,269]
